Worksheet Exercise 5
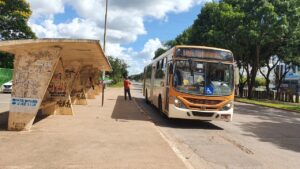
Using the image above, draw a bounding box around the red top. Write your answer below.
[124,79,131,89]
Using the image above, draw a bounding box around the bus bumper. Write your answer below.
[168,104,233,122]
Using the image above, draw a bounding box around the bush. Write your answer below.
[255,77,266,87]
[0,68,13,85]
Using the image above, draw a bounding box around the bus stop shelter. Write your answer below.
[0,39,111,131]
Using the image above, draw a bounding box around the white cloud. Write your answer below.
[29,0,65,19]
[27,0,211,75]
[106,38,163,75]
[29,18,101,39]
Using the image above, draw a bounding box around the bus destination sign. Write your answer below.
[176,48,234,62]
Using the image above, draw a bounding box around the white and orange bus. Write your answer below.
[143,46,238,121]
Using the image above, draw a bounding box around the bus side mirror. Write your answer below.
[169,63,174,74]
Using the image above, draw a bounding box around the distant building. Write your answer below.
[241,55,300,93]
[281,65,300,93]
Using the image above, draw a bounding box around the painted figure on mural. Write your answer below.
[89,76,94,90]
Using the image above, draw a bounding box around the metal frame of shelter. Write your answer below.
[0,39,112,131]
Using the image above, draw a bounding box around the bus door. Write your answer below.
[164,61,172,112]
[150,64,155,103]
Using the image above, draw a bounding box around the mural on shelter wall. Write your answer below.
[10,48,61,114]
[57,99,71,108]
[46,61,81,108]
[71,89,86,100]
[12,49,60,98]
[48,72,67,97]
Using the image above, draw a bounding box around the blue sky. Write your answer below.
[126,5,201,51]
[28,0,209,75]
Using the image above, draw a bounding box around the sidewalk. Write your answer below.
[0,88,187,169]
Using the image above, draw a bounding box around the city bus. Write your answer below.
[143,46,238,122]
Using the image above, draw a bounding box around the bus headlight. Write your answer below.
[174,98,187,109]
[221,101,233,111]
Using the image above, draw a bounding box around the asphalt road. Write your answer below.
[132,83,300,169]
[0,93,10,113]
[1,86,300,169]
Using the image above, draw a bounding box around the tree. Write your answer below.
[0,0,36,69]
[129,72,144,82]
[188,0,300,99]
[0,52,13,68]
[259,56,280,95]
[106,56,128,84]
[153,48,166,59]
[0,0,36,40]
[166,27,193,47]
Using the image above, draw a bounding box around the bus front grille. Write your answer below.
[185,98,222,105]
[192,111,215,117]
[189,106,218,111]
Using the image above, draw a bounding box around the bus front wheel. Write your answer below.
[158,95,168,118]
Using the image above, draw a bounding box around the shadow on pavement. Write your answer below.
[0,111,8,131]
[236,103,300,153]
[0,110,50,131]
[111,96,150,121]
[33,110,51,125]
[134,97,223,130]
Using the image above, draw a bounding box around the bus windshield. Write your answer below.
[173,60,233,96]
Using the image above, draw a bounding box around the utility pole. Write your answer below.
[102,0,108,107]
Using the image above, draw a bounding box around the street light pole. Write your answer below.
[103,0,108,52]
[102,0,108,107]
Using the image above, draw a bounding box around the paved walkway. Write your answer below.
[0,88,186,169]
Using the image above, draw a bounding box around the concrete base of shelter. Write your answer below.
[55,107,74,115]
[72,98,88,105]
[41,104,57,116]
[8,112,36,131]
[94,86,101,95]
[86,89,96,99]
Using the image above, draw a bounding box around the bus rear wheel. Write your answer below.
[158,95,162,113]
[145,90,149,104]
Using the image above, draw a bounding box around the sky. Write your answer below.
[27,0,211,75]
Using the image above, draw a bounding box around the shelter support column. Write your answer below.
[44,60,81,115]
[8,47,61,131]
[71,67,88,105]
[82,66,96,99]
[93,68,101,95]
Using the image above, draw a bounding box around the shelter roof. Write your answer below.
[0,39,111,71]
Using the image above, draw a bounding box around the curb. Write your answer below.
[133,98,195,169]
[235,100,300,114]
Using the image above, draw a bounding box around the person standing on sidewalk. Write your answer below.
[124,76,132,100]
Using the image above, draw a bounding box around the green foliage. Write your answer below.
[107,81,124,88]
[106,56,128,84]
[0,0,36,69]
[153,48,167,59]
[166,27,193,47]
[0,0,36,40]
[129,72,144,82]
[164,0,300,98]
[0,52,13,69]
[255,77,266,87]
[0,68,13,85]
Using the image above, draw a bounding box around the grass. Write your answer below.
[0,68,13,86]
[0,79,11,86]
[236,98,300,112]
[107,81,123,88]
